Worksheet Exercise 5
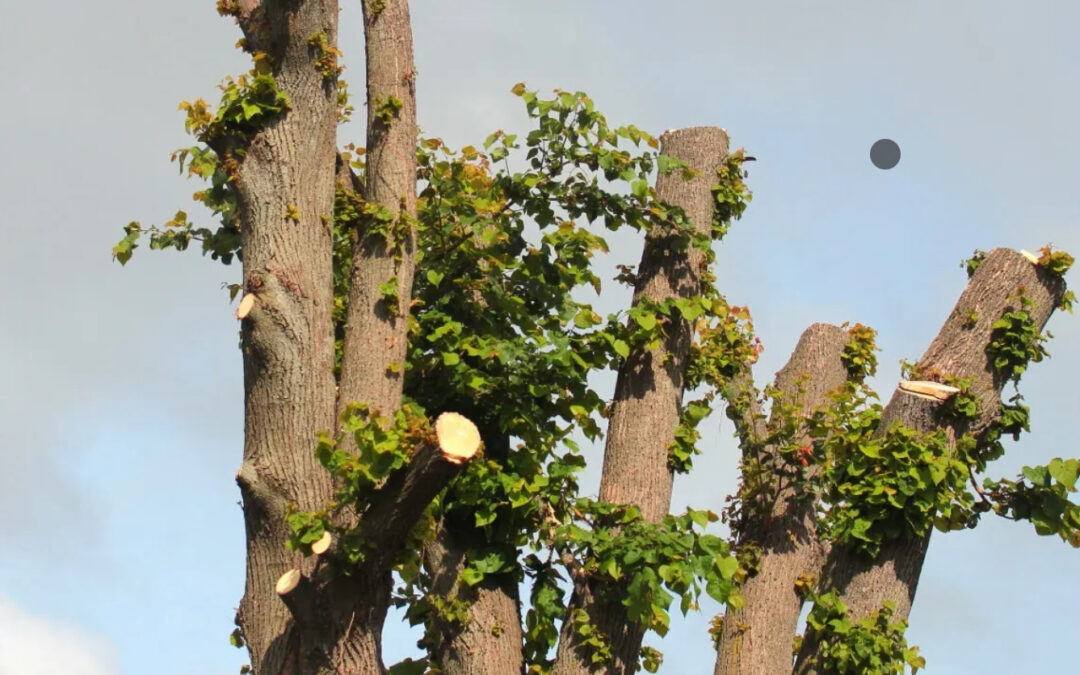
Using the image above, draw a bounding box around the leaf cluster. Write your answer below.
[983,457,1080,547]
[541,503,741,671]
[805,591,924,674]
[988,292,1049,383]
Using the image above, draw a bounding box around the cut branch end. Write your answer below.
[897,380,960,402]
[434,412,481,464]
[236,293,256,319]
[275,569,302,596]
[311,531,333,556]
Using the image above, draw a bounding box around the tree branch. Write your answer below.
[795,248,1068,674]
[337,0,419,418]
[358,413,481,569]
[714,323,851,675]
[553,127,730,675]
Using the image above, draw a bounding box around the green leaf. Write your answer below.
[442,351,460,366]
[613,339,630,359]
[426,269,444,286]
[474,504,496,526]
[461,567,484,586]
[229,628,245,648]
[715,555,739,581]
[689,509,710,527]
[1048,458,1079,488]
[1023,464,1049,486]
[635,311,657,331]
[241,100,261,120]
[574,309,600,329]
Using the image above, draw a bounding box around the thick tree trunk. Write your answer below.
[423,527,526,675]
[281,1,417,668]
[227,1,433,672]
[227,1,340,672]
[553,127,729,675]
[795,248,1067,674]
[338,0,418,417]
[714,324,850,675]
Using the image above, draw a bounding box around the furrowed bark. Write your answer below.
[271,2,417,668]
[227,1,340,672]
[714,324,850,675]
[553,127,729,675]
[423,525,526,675]
[338,0,418,416]
[795,248,1067,674]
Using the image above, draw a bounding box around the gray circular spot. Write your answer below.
[870,139,901,169]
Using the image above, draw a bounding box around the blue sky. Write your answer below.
[1,1,1076,673]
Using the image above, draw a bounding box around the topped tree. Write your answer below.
[115,2,1077,673]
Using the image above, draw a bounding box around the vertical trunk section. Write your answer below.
[714,324,850,675]
[272,2,419,670]
[795,249,1067,674]
[423,524,526,675]
[596,127,729,524]
[338,0,418,416]
[553,127,729,675]
[230,1,340,673]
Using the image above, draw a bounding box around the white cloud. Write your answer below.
[0,595,117,675]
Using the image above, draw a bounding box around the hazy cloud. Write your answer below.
[0,594,118,675]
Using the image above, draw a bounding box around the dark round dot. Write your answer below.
[870,139,901,169]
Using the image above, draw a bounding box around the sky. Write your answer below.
[0,1,1077,673]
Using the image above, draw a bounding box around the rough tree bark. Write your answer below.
[338,0,418,417]
[270,0,422,671]
[422,521,526,675]
[553,127,730,675]
[714,324,850,675]
[227,1,341,672]
[226,1,472,672]
[795,248,1067,674]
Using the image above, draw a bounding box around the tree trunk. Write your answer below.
[228,0,434,671]
[553,127,729,675]
[290,1,418,666]
[795,248,1067,674]
[423,526,526,675]
[338,0,418,417]
[714,323,850,675]
[227,1,340,672]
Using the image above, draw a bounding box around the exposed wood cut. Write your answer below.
[236,293,256,319]
[311,531,332,556]
[1019,249,1040,264]
[897,380,961,402]
[275,568,302,596]
[434,412,482,464]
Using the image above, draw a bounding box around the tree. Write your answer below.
[113,2,1078,673]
